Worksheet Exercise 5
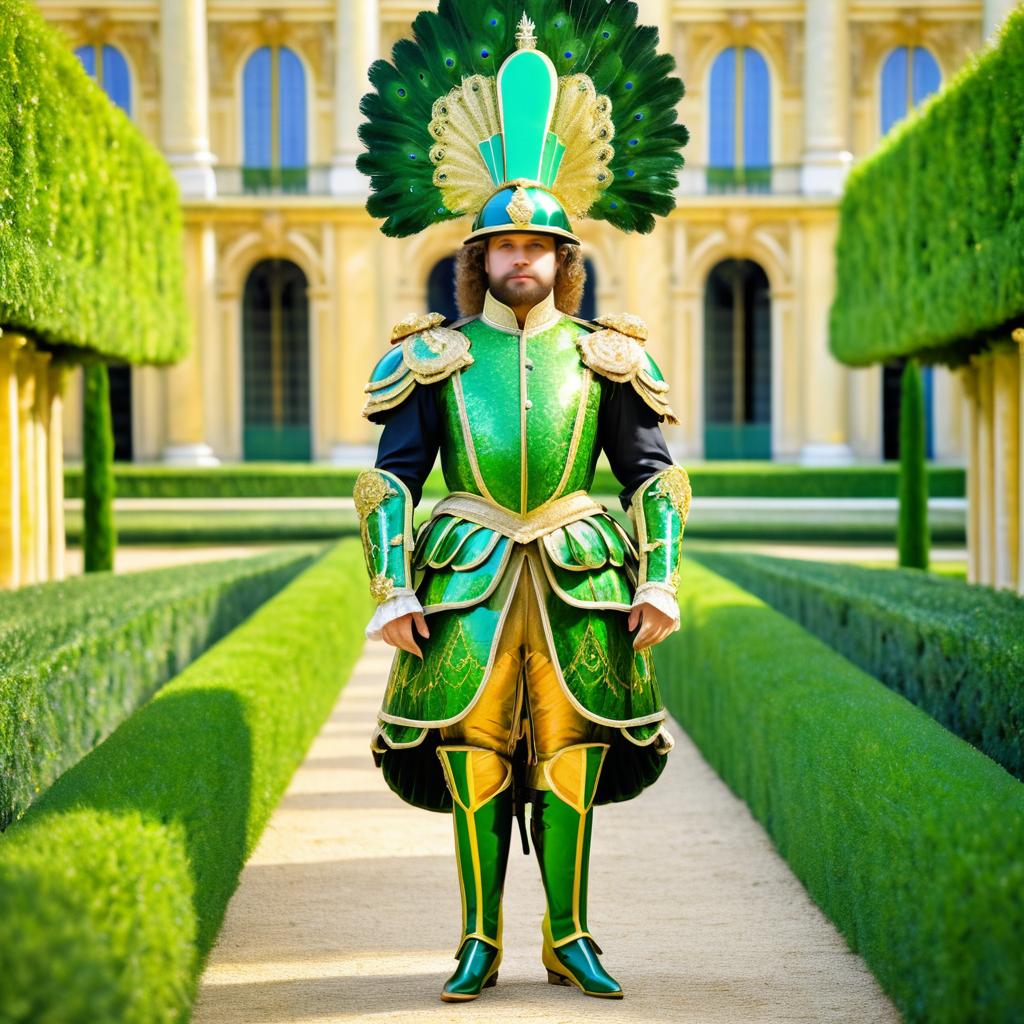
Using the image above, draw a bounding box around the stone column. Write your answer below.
[961,362,980,585]
[0,334,25,589]
[15,343,38,586]
[32,350,52,581]
[47,361,69,582]
[992,346,1020,590]
[976,353,996,584]
[984,0,1019,40]
[330,0,380,195]
[799,217,853,465]
[801,0,853,195]
[160,0,216,197]
[162,223,220,465]
[1016,328,1024,595]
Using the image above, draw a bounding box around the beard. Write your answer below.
[488,271,553,310]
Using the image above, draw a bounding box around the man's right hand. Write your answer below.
[381,611,430,659]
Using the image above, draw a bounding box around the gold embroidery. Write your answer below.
[593,313,648,341]
[369,572,395,604]
[391,311,446,343]
[402,327,473,380]
[506,185,536,227]
[650,464,692,527]
[576,329,646,382]
[562,621,630,696]
[353,470,397,519]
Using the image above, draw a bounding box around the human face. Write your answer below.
[484,233,561,313]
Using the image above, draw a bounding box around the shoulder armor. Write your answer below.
[574,313,678,425]
[363,312,473,420]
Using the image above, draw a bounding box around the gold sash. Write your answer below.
[427,490,606,545]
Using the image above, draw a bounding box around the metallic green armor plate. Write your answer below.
[364,299,683,811]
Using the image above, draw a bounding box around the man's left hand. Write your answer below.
[627,601,677,651]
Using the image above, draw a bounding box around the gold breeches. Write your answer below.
[439,542,611,790]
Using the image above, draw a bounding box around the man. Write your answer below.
[353,5,689,1003]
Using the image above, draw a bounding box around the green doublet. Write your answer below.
[362,292,683,812]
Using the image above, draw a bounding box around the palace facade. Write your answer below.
[37,0,1019,467]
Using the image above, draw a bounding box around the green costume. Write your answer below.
[354,0,689,1001]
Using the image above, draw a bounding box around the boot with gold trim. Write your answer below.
[530,742,623,998]
[436,745,514,1002]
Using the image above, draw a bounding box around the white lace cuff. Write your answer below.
[631,582,680,632]
[365,589,424,641]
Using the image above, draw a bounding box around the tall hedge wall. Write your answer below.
[0,0,187,363]
[830,6,1024,367]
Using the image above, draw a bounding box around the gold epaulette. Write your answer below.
[363,313,474,419]
[574,313,678,425]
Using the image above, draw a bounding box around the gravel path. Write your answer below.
[191,640,901,1024]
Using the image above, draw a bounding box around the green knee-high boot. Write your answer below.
[436,745,514,1002]
[530,742,623,998]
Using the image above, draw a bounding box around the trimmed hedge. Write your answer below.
[830,6,1024,367]
[655,558,1024,1023]
[0,539,374,1023]
[684,549,1024,782]
[62,461,966,500]
[0,545,320,831]
[0,0,187,362]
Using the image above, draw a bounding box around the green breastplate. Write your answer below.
[438,316,601,514]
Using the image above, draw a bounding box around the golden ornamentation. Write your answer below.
[576,329,646,382]
[1013,327,1024,347]
[354,470,397,520]
[650,465,692,527]
[390,533,404,547]
[369,572,395,604]
[506,185,535,227]
[402,327,474,381]
[515,13,537,50]
[429,490,605,545]
[390,311,446,343]
[428,70,614,223]
[549,75,615,219]
[593,313,648,341]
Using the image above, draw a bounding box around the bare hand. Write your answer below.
[627,602,676,651]
[381,611,430,659]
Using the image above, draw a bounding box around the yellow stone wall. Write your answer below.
[39,0,996,469]
[0,334,67,589]
[963,333,1024,595]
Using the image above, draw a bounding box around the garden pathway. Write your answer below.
[191,639,901,1024]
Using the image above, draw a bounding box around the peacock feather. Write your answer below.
[357,0,689,237]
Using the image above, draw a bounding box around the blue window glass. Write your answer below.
[743,48,770,168]
[74,44,96,77]
[912,48,941,106]
[881,46,941,134]
[880,47,908,135]
[278,47,307,168]
[101,45,131,114]
[709,47,736,168]
[243,46,273,167]
[74,43,131,115]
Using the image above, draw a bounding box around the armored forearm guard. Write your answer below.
[353,468,415,604]
[631,464,691,598]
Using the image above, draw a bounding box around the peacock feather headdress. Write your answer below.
[356,0,689,243]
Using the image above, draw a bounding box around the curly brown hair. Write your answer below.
[454,239,587,318]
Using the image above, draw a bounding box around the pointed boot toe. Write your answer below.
[440,938,501,1002]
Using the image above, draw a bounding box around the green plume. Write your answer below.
[357,0,688,237]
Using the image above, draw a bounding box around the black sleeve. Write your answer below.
[597,379,675,512]
[369,382,442,507]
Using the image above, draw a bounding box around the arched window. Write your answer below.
[74,43,131,114]
[242,46,308,193]
[708,46,771,192]
[704,259,772,459]
[880,47,941,459]
[880,46,942,136]
[242,259,311,460]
